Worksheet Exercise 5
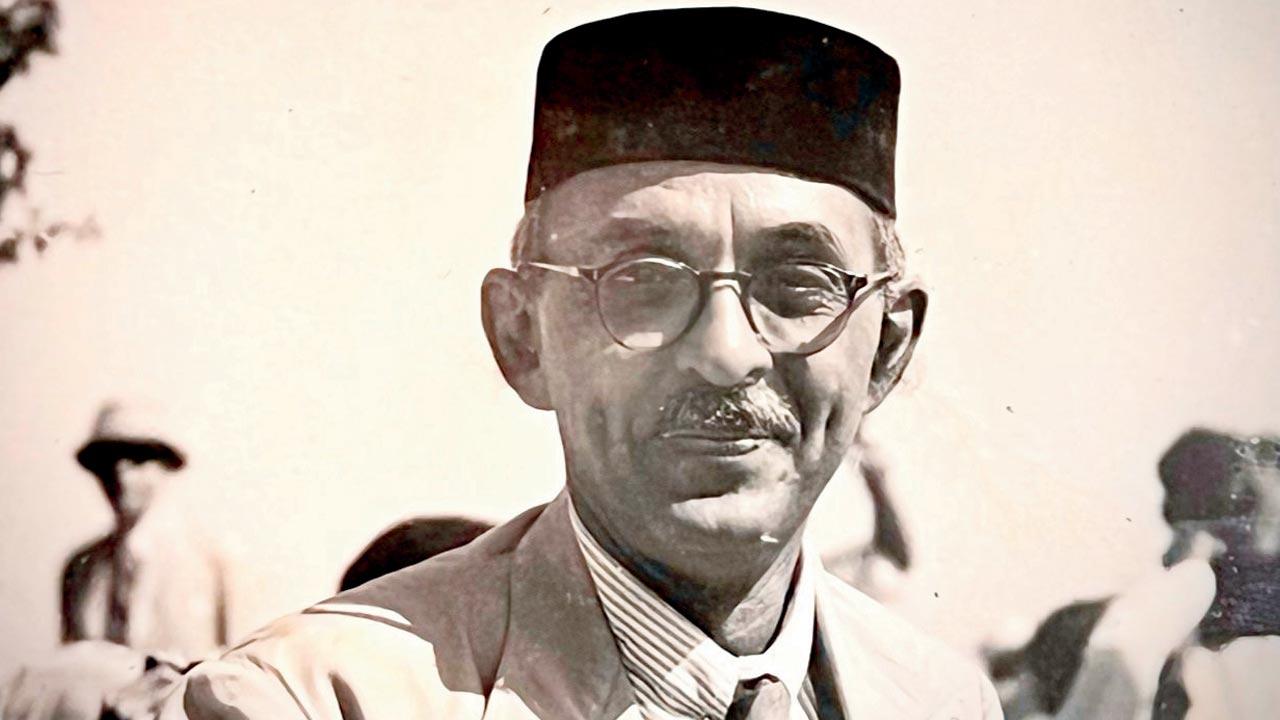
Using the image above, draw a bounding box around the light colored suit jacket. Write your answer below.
[62,491,229,662]
[161,493,1001,719]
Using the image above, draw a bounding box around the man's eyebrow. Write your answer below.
[588,217,687,257]
[753,222,844,258]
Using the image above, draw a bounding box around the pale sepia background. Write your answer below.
[1,0,1277,681]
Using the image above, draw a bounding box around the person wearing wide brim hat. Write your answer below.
[73,402,186,516]
[60,401,228,669]
[75,402,186,477]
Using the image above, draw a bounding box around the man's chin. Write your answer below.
[628,439,809,550]
[642,435,797,495]
[666,488,801,546]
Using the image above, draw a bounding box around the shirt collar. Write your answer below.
[568,498,816,718]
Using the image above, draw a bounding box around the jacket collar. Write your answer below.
[494,490,884,720]
[494,490,638,719]
[813,571,922,718]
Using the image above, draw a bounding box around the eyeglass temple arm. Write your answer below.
[519,261,595,280]
[860,270,899,294]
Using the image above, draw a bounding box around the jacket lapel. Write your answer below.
[488,491,638,720]
[814,571,920,719]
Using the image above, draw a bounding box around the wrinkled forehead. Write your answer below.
[534,161,877,261]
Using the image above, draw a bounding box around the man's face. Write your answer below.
[492,161,909,578]
[111,457,172,521]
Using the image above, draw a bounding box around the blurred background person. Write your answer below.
[1,401,231,720]
[984,427,1280,720]
[1154,429,1280,719]
[819,436,913,604]
[1159,429,1280,646]
[61,401,229,660]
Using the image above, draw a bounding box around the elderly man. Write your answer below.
[163,8,1000,720]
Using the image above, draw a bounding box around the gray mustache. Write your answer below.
[658,382,801,442]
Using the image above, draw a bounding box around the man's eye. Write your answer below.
[608,259,688,288]
[767,265,844,292]
[752,265,849,317]
[613,265,668,284]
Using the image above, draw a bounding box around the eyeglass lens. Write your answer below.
[595,258,853,351]
[748,263,852,350]
[597,258,701,349]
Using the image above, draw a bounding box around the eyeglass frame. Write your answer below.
[518,255,898,355]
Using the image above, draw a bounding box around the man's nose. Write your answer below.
[673,281,773,386]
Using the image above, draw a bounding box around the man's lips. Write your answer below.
[659,427,775,440]
[655,428,781,456]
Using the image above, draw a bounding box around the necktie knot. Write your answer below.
[724,674,789,720]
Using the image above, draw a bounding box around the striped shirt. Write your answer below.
[568,502,820,720]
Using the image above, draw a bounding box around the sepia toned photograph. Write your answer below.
[1,1,1277,718]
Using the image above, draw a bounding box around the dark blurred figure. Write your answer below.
[863,450,913,569]
[1160,429,1280,647]
[0,0,57,216]
[1147,429,1280,719]
[0,0,57,86]
[987,600,1111,719]
[62,402,228,660]
[822,442,914,602]
[340,516,494,591]
[987,427,1280,720]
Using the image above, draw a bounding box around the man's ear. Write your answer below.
[481,268,552,410]
[865,282,927,412]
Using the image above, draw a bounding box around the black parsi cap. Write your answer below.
[526,7,900,216]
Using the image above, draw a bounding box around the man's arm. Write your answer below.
[60,543,101,643]
[212,557,229,649]
[157,610,488,720]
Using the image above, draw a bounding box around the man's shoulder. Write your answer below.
[817,572,1003,719]
[62,535,111,575]
[817,570,958,661]
[162,504,553,719]
[335,503,544,625]
[166,608,491,719]
[265,501,546,652]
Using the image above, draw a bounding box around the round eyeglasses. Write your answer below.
[520,256,897,355]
